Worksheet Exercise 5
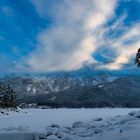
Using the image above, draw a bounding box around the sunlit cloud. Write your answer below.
[27,0,117,72]
[1,0,140,73]
[101,23,140,70]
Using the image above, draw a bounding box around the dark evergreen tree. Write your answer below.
[0,84,17,108]
[135,48,140,67]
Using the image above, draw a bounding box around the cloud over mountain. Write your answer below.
[0,0,140,73]
[27,0,117,72]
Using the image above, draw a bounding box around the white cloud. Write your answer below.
[27,0,117,72]
[103,44,139,70]
[111,13,127,30]
[101,23,140,70]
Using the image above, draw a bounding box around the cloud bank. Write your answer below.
[26,0,117,72]
[24,0,140,72]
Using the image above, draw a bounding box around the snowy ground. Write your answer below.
[0,108,140,140]
[0,108,139,132]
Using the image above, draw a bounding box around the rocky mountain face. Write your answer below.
[0,74,116,99]
[20,76,140,108]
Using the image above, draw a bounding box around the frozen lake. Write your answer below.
[0,108,140,132]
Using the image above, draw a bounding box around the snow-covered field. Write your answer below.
[0,108,139,132]
[0,108,140,140]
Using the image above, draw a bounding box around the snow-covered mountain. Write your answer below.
[0,73,117,99]
[2,71,140,108]
[15,75,140,108]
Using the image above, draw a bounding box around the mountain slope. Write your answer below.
[20,76,140,108]
[0,74,116,99]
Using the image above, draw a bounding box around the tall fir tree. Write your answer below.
[0,84,17,108]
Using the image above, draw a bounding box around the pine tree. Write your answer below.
[0,84,17,108]
[135,48,140,67]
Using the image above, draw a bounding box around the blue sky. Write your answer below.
[0,0,140,73]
